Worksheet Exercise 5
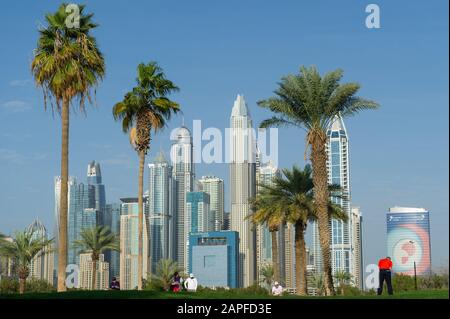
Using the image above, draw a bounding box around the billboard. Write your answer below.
[386,208,431,276]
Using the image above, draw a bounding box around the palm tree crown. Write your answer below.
[112,62,180,153]
[73,226,119,257]
[258,66,378,140]
[31,3,105,112]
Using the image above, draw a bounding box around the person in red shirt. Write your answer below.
[377,256,393,295]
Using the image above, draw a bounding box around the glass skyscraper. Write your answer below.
[186,192,211,233]
[105,203,121,279]
[148,151,175,273]
[55,161,107,268]
[255,160,282,282]
[171,126,194,270]
[198,176,225,231]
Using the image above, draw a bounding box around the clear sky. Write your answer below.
[0,0,448,271]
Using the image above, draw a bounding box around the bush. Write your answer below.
[234,283,269,296]
[0,278,19,294]
[392,273,415,292]
[419,274,449,290]
[341,284,363,296]
[25,279,56,293]
[0,278,55,294]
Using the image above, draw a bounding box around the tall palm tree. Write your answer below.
[72,226,119,290]
[150,259,183,291]
[249,192,284,282]
[258,66,378,295]
[31,4,105,292]
[0,230,53,294]
[112,62,179,290]
[257,165,346,296]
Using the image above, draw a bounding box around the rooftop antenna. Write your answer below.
[181,115,185,127]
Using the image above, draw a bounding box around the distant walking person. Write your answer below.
[110,277,120,290]
[184,273,198,292]
[377,256,393,295]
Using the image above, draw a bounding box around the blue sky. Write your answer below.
[0,0,448,271]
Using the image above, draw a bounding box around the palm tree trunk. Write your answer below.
[310,130,335,296]
[91,255,97,290]
[137,150,145,290]
[57,96,70,293]
[270,230,280,283]
[19,277,26,294]
[294,222,307,296]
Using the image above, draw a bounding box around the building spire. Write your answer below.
[231,94,250,117]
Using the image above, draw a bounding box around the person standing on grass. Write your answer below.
[377,256,394,295]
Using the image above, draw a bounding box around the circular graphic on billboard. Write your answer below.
[387,223,430,275]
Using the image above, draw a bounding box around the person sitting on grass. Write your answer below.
[271,281,283,296]
[184,273,198,292]
[171,271,182,292]
[110,277,120,290]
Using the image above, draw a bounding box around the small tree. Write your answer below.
[311,272,325,296]
[333,271,353,295]
[0,230,53,294]
[73,226,119,290]
[150,259,183,291]
[259,263,274,290]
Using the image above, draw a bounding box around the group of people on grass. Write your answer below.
[170,272,198,292]
[108,256,394,295]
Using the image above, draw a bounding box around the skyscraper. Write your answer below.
[351,207,363,289]
[255,160,282,282]
[386,207,432,276]
[230,94,257,287]
[171,126,194,271]
[119,197,150,290]
[105,203,121,279]
[148,151,175,273]
[312,115,360,284]
[54,175,78,266]
[26,219,54,286]
[55,161,107,268]
[198,176,224,231]
[186,192,211,233]
[87,161,106,215]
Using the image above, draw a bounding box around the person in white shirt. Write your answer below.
[184,273,198,292]
[271,281,283,296]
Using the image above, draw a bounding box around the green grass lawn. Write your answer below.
[0,289,448,299]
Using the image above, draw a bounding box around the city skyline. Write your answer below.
[0,0,448,273]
